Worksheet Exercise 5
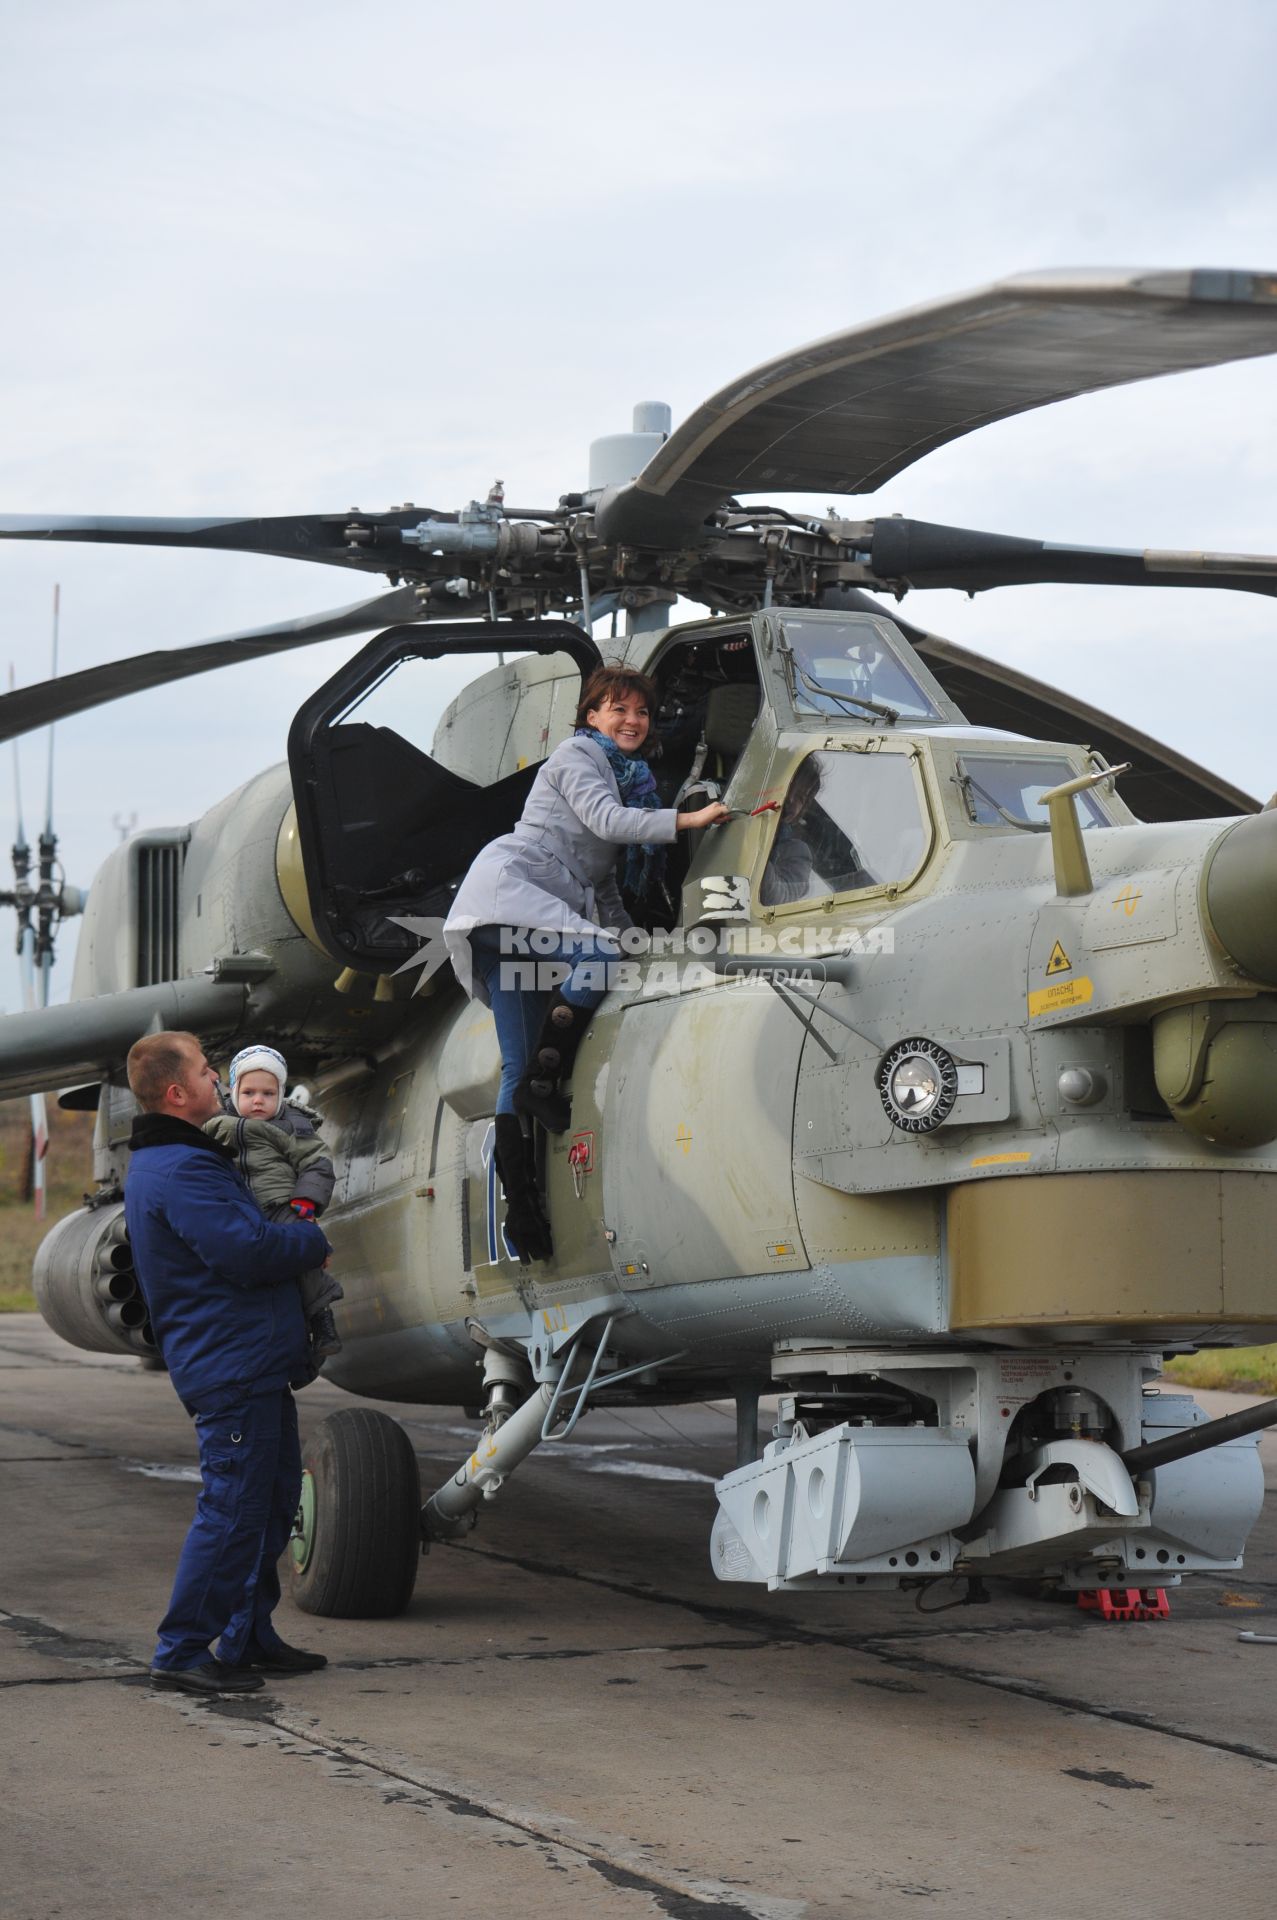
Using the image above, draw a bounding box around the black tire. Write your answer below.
[289,1408,422,1618]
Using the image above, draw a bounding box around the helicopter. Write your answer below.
[3,266,1277,1619]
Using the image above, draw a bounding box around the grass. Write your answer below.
[0,1099,95,1311]
[1162,1346,1277,1395]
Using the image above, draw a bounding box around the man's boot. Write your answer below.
[493,1113,553,1264]
[513,991,592,1134]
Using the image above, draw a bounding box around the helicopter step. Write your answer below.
[710,1350,1266,1593]
[421,1309,686,1543]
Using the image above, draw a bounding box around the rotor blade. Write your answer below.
[0,507,452,573]
[826,587,1257,823]
[44,582,59,837]
[598,267,1277,545]
[9,667,26,847]
[16,921,43,1012]
[16,928,54,1202]
[28,1088,47,1220]
[866,519,1277,598]
[0,585,425,745]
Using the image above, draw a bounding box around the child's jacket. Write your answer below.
[203,1101,336,1215]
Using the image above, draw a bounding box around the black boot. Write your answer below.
[493,1114,553,1264]
[513,991,593,1134]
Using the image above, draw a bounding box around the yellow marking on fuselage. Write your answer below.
[1028,976,1093,1018]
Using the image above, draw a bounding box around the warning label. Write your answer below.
[1045,940,1071,976]
[999,1356,1058,1387]
[1027,976,1094,1019]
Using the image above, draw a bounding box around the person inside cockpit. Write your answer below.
[758,756,823,907]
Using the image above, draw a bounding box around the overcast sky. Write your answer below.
[2,0,1275,1002]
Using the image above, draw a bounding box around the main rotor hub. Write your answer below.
[588,400,672,492]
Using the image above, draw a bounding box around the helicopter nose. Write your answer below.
[1202,807,1277,985]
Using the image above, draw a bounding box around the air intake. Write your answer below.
[134,836,187,986]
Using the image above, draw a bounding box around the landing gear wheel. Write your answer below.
[288,1408,422,1618]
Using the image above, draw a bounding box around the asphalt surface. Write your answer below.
[2,1314,1273,1920]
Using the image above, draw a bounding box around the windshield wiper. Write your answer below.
[784,650,900,724]
[955,763,1049,832]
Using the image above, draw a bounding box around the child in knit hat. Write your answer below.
[205,1044,343,1364]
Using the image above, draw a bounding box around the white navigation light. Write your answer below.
[878,1038,959,1133]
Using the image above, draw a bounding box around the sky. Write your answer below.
[2,0,1276,1002]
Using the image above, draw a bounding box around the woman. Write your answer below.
[444,664,730,1262]
[758,755,822,907]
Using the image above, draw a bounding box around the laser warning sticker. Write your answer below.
[1028,976,1093,1018]
[1045,940,1072,976]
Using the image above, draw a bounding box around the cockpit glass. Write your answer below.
[780,618,943,721]
[758,751,928,907]
[957,755,1111,831]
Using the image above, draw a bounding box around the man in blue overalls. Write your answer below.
[124,1029,332,1696]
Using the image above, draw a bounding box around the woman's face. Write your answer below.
[587,690,650,753]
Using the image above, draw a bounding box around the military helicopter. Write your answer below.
[4,267,1277,1620]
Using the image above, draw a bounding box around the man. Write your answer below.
[124,1029,333,1696]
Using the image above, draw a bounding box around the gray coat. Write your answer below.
[758,826,816,906]
[444,734,678,1004]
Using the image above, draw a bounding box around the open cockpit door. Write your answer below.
[287,621,601,972]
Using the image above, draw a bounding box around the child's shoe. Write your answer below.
[310,1307,342,1358]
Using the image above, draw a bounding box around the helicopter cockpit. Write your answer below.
[773,615,947,724]
[637,610,961,924]
[287,609,969,973]
[756,749,931,907]
[640,630,760,804]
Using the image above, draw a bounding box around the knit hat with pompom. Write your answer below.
[228,1045,288,1108]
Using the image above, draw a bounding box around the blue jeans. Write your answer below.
[154,1385,301,1670]
[470,925,617,1116]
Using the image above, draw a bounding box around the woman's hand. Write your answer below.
[676,801,732,831]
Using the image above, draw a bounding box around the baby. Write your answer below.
[204,1044,343,1364]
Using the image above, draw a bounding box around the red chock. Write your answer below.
[1077,1587,1170,1621]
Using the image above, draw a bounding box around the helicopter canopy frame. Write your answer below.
[287,620,602,973]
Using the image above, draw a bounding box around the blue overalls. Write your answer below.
[155,1383,303,1667]
[124,1117,329,1671]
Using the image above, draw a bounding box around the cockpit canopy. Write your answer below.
[774,614,951,724]
[954,752,1112,832]
[285,605,1242,975]
[757,749,931,908]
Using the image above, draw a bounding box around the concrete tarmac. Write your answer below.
[1,1314,1273,1920]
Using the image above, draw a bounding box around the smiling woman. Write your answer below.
[442,663,731,1264]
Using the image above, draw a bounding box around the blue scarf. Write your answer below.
[577,725,665,903]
